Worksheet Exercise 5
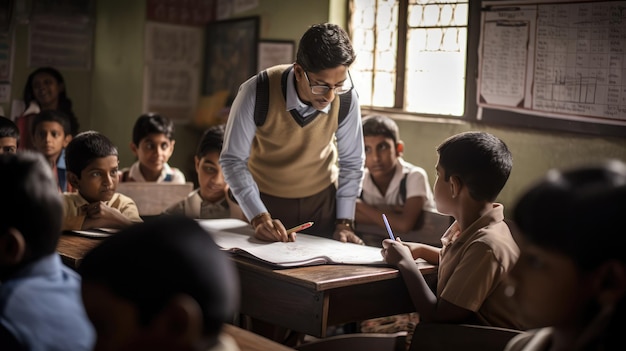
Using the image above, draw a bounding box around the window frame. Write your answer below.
[349,0,478,120]
[349,0,626,138]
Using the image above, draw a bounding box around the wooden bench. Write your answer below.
[116,182,194,216]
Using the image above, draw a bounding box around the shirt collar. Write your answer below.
[285,66,332,116]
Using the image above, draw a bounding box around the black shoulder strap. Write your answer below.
[399,173,408,203]
[254,70,270,126]
[338,91,352,125]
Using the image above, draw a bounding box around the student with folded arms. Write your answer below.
[63,131,142,231]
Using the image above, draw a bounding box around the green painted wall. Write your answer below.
[5,0,626,215]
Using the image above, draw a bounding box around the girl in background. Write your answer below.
[16,67,79,150]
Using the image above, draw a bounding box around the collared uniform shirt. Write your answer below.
[121,160,186,184]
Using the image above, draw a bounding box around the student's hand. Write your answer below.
[400,241,428,260]
[381,238,414,266]
[333,226,364,245]
[251,213,292,242]
[82,202,132,229]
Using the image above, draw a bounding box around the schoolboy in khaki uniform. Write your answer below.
[382,132,524,332]
[63,131,142,231]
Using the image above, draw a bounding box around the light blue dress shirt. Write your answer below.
[220,65,364,221]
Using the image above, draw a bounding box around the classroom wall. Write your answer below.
[6,0,626,216]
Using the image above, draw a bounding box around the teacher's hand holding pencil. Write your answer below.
[251,213,313,242]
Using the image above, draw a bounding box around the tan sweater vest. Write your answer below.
[248,65,341,198]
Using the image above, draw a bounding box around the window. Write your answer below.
[350,0,469,116]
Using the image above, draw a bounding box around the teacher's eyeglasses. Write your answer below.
[303,70,353,95]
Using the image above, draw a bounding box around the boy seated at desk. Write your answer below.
[120,113,186,183]
[0,152,94,350]
[0,116,19,154]
[356,114,437,241]
[163,124,245,220]
[78,216,240,351]
[63,131,142,231]
[381,132,525,343]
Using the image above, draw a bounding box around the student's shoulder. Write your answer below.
[166,165,186,183]
[399,158,424,173]
[62,192,87,206]
[110,192,138,207]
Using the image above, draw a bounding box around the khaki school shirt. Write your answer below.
[62,192,142,231]
[437,204,524,329]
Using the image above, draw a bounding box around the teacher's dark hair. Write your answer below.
[296,23,356,72]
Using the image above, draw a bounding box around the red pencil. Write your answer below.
[286,221,314,234]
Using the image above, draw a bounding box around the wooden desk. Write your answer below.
[57,233,105,269]
[233,256,435,338]
[222,324,295,351]
[57,234,436,338]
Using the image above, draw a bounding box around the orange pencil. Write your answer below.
[286,221,314,234]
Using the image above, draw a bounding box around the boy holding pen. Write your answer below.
[381,132,525,337]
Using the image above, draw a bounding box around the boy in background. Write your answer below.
[120,113,186,183]
[31,110,72,191]
[63,131,142,231]
[382,132,524,333]
[0,152,94,350]
[0,116,19,154]
[79,216,240,351]
[164,124,244,220]
[356,115,436,235]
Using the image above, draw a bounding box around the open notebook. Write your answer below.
[198,218,389,267]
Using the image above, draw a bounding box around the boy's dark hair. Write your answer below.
[79,216,239,337]
[0,152,63,259]
[132,113,174,145]
[65,131,118,177]
[296,23,356,72]
[30,110,72,137]
[362,115,400,145]
[0,116,20,143]
[196,124,225,158]
[514,160,626,270]
[23,66,79,136]
[437,131,512,202]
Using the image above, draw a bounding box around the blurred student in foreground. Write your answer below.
[79,216,240,351]
[504,160,626,351]
[0,152,94,350]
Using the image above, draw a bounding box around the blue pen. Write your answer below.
[382,214,396,240]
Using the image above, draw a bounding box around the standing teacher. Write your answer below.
[221,23,364,244]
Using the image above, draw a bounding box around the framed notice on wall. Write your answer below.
[257,40,295,71]
[202,16,259,99]
[478,0,626,137]
[143,22,203,122]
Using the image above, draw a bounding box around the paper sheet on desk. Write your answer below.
[197,218,389,267]
[69,228,119,238]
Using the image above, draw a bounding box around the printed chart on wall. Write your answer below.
[478,1,626,126]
